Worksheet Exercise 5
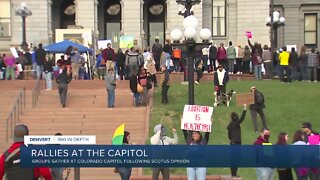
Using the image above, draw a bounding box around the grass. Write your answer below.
[144,80,320,179]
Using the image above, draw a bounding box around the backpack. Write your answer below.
[4,147,35,180]
[256,91,264,104]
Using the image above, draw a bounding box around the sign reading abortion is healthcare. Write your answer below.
[181,105,213,132]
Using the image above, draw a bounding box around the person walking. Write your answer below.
[70,47,81,80]
[105,67,116,108]
[227,104,247,178]
[159,65,170,104]
[0,124,52,180]
[152,38,163,71]
[43,58,53,90]
[35,43,46,79]
[126,47,141,77]
[249,86,268,132]
[56,64,72,108]
[102,43,116,71]
[151,124,178,180]
[138,66,148,106]
[129,69,140,107]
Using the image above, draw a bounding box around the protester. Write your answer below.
[202,46,209,73]
[217,43,227,69]
[227,41,236,73]
[249,86,268,132]
[70,47,81,80]
[208,43,217,72]
[152,38,163,71]
[24,48,33,79]
[35,43,46,79]
[276,132,293,180]
[242,46,251,74]
[262,45,273,80]
[298,46,308,81]
[151,124,178,180]
[144,54,157,87]
[253,129,275,180]
[227,104,247,178]
[126,47,141,77]
[116,48,127,80]
[183,129,210,180]
[138,66,148,106]
[56,64,72,108]
[214,64,229,99]
[278,46,291,82]
[159,65,170,104]
[105,67,116,108]
[289,47,299,81]
[129,69,140,107]
[307,48,319,82]
[236,45,244,74]
[116,131,132,180]
[301,122,318,143]
[43,58,54,90]
[195,57,203,85]
[0,124,52,180]
[163,39,172,55]
[4,54,16,80]
[102,43,116,71]
[291,130,309,180]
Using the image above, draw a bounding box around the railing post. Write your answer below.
[23,87,26,108]
[74,168,80,180]
[10,113,13,139]
[6,117,9,143]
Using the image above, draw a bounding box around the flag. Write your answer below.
[112,123,125,145]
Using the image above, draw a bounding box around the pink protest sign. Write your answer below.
[245,31,253,39]
[308,135,320,145]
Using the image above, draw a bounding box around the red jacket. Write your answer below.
[0,142,52,180]
[253,136,268,145]
[102,48,116,61]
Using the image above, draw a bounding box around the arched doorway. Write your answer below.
[51,0,75,30]
[143,0,166,46]
[98,0,121,49]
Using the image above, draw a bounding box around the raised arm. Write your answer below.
[237,104,247,125]
[150,130,161,145]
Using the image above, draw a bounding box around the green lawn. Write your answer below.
[145,80,320,179]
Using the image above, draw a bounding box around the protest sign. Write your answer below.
[308,135,320,145]
[181,105,213,132]
[10,47,19,58]
[236,93,254,106]
[245,31,253,39]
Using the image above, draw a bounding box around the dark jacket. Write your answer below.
[24,52,32,65]
[116,52,126,67]
[182,130,210,145]
[160,70,170,87]
[163,44,173,54]
[214,70,229,86]
[43,60,53,73]
[227,110,246,144]
[129,74,138,93]
[249,90,265,110]
[35,48,46,66]
[56,70,72,84]
[209,45,217,59]
[289,51,299,66]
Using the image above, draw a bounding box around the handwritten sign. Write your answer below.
[236,93,254,106]
[245,31,253,39]
[181,105,213,132]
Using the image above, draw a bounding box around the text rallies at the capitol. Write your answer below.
[181,105,214,132]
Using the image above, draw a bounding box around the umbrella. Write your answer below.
[44,40,93,54]
[112,123,125,145]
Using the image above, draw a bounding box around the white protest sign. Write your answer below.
[181,105,213,132]
[10,47,19,58]
[24,135,96,147]
[98,40,112,50]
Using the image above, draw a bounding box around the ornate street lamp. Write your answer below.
[171,0,211,105]
[15,2,32,50]
[266,11,285,51]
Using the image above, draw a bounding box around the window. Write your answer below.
[0,0,11,37]
[212,0,226,37]
[304,14,317,47]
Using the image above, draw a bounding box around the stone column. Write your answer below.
[140,0,145,49]
[47,0,53,44]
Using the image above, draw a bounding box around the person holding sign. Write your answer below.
[249,86,268,133]
[151,124,178,180]
[182,130,210,180]
[227,104,247,178]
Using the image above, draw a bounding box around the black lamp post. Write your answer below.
[171,0,211,105]
[15,3,32,50]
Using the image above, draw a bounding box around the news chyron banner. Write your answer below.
[21,136,320,168]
